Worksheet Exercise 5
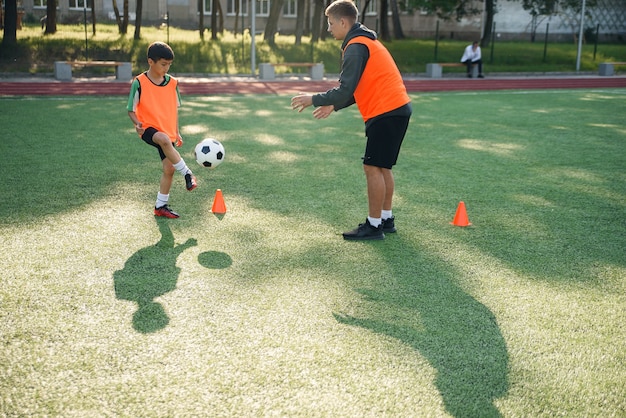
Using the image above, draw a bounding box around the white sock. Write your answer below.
[367,216,382,228]
[173,159,192,176]
[382,210,393,220]
[156,193,169,208]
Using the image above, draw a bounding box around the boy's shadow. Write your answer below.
[113,217,197,333]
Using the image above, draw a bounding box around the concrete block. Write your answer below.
[598,63,614,76]
[426,63,442,78]
[54,61,72,81]
[259,63,275,80]
[310,63,324,80]
[116,62,133,81]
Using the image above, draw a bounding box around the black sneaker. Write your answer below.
[185,173,197,191]
[382,216,397,233]
[478,74,485,78]
[342,219,385,241]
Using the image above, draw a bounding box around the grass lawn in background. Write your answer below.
[0,89,625,416]
[2,23,626,74]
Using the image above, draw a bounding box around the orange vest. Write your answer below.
[135,73,179,142]
[345,37,410,122]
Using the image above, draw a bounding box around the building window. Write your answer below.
[203,0,212,14]
[283,0,296,17]
[69,0,91,10]
[227,0,248,16]
[256,0,270,16]
[356,0,376,16]
[34,0,47,8]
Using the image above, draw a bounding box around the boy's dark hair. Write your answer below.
[147,42,174,61]
[325,0,358,21]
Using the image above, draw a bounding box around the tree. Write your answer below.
[210,0,224,40]
[2,0,17,45]
[198,0,205,40]
[379,0,390,41]
[390,0,405,39]
[294,0,306,44]
[133,0,143,39]
[310,0,325,42]
[482,0,495,46]
[45,0,57,35]
[409,0,480,21]
[91,0,97,36]
[112,0,130,35]
[263,0,285,46]
[521,0,598,41]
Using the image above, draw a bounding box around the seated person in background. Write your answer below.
[461,41,484,78]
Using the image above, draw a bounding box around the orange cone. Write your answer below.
[211,189,227,214]
[450,201,471,227]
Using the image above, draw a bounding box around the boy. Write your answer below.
[127,41,197,219]
[291,0,411,240]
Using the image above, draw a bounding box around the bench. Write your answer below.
[54,61,133,81]
[598,62,626,76]
[426,62,478,78]
[259,62,324,80]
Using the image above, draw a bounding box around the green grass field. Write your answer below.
[1,88,625,416]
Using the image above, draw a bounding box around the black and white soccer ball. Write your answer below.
[194,138,225,168]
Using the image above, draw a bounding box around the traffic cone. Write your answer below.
[450,201,471,227]
[211,189,227,214]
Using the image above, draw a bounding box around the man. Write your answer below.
[291,0,411,240]
[461,41,484,78]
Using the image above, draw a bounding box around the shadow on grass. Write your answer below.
[113,217,197,333]
[335,236,509,417]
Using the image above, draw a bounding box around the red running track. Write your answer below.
[1,76,625,96]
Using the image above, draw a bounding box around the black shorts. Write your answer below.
[363,115,411,169]
[141,127,167,160]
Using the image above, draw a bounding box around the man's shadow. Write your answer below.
[335,237,509,417]
[114,217,197,333]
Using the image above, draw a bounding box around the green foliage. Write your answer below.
[1,23,625,74]
[1,90,625,416]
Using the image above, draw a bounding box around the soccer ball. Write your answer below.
[194,138,225,168]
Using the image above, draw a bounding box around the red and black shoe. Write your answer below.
[154,205,180,219]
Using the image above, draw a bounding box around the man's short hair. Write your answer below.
[147,42,174,61]
[325,0,358,21]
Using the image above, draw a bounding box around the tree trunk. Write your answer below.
[211,0,218,40]
[482,0,494,47]
[233,0,239,38]
[133,0,143,40]
[379,0,390,42]
[44,0,57,35]
[112,0,122,32]
[91,0,96,35]
[310,0,324,43]
[2,0,17,44]
[390,0,404,39]
[198,0,204,40]
[360,0,370,24]
[121,0,129,35]
[319,0,330,40]
[294,0,305,44]
[263,0,284,46]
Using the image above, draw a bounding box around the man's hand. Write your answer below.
[313,105,334,119]
[291,94,314,113]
